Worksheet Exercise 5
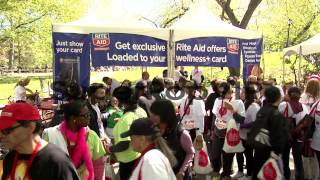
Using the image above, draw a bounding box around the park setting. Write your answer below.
[0,0,320,180]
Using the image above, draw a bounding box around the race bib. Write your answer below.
[215,118,227,130]
[183,119,195,130]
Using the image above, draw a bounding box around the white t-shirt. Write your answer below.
[276,85,284,98]
[110,80,120,95]
[240,103,260,140]
[91,103,108,139]
[174,70,181,82]
[310,101,320,151]
[191,69,203,85]
[130,149,176,180]
[179,97,205,135]
[15,85,26,101]
[278,101,309,125]
[212,98,245,130]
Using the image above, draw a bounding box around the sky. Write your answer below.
[85,0,169,26]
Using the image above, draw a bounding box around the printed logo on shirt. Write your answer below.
[215,118,227,130]
[183,119,195,130]
[10,161,30,180]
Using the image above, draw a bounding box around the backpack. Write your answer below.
[247,106,273,149]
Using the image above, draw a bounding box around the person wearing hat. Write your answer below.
[0,103,79,180]
[178,80,205,141]
[109,86,147,180]
[121,118,177,180]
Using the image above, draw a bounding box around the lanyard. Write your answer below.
[184,98,191,116]
[10,141,42,180]
[219,98,232,117]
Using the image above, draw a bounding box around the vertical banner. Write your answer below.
[175,37,241,67]
[91,33,167,67]
[52,32,90,99]
[241,38,263,82]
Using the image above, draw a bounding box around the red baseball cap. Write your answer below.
[0,103,41,130]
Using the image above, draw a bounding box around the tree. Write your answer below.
[159,0,263,77]
[215,0,262,76]
[0,0,87,69]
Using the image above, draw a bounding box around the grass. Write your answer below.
[0,52,307,104]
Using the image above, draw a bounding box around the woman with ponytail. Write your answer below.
[43,100,106,180]
[121,118,177,180]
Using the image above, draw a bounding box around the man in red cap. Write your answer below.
[0,103,79,180]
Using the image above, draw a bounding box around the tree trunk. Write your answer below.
[8,40,14,69]
[216,0,263,77]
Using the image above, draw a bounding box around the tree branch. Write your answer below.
[239,0,262,28]
[216,0,240,26]
[291,12,320,45]
[15,13,47,29]
[161,7,189,28]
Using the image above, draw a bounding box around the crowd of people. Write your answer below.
[1,66,320,180]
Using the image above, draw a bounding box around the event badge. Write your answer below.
[215,118,227,130]
[183,115,195,130]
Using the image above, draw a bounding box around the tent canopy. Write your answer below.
[283,33,320,56]
[170,3,262,41]
[52,8,169,40]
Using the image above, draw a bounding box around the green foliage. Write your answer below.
[0,0,87,68]
[253,0,320,50]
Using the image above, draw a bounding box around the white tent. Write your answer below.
[283,33,320,56]
[53,16,169,40]
[282,33,320,84]
[171,3,262,41]
[167,2,262,76]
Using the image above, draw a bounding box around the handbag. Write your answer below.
[105,157,116,180]
[223,119,244,153]
[193,142,213,174]
[302,156,319,179]
[258,152,283,180]
[294,100,319,141]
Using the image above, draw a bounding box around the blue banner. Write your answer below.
[241,38,263,82]
[52,32,90,98]
[175,37,241,67]
[91,33,167,67]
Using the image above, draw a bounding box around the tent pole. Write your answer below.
[282,55,285,84]
[168,29,175,79]
[262,40,265,80]
[298,46,302,87]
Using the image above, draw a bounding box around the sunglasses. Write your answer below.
[79,112,90,119]
[1,124,23,135]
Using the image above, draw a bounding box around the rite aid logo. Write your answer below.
[226,38,239,54]
[92,33,110,51]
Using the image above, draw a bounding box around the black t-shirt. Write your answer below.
[2,143,79,180]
